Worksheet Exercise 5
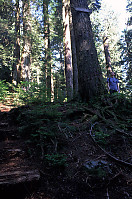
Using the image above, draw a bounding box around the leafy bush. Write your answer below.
[0,80,10,101]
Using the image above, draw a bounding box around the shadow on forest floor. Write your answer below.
[0,95,132,199]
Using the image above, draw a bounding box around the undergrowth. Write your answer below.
[1,80,131,170]
[12,92,131,170]
[0,80,65,106]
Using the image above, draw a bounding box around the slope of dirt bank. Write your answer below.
[0,100,132,199]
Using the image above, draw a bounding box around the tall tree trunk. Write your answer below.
[54,73,59,102]
[125,17,132,85]
[12,0,20,85]
[71,0,104,101]
[47,24,52,101]
[63,0,73,100]
[21,0,31,82]
[58,0,65,101]
[69,6,78,97]
[51,68,54,102]
[43,0,51,101]
[103,36,113,77]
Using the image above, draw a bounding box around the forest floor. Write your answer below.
[0,95,132,199]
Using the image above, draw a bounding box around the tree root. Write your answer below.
[84,107,132,137]
[89,124,132,168]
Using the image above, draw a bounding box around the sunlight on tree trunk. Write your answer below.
[12,0,21,85]
[63,0,73,100]
[21,0,31,83]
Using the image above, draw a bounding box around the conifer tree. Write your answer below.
[125,1,132,87]
[12,0,21,85]
[0,0,14,82]
[21,0,31,82]
[63,0,73,100]
[70,0,104,101]
[90,1,123,79]
[50,0,65,101]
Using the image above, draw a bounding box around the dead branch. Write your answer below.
[115,128,132,137]
[108,171,124,184]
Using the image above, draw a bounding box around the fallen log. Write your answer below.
[0,169,40,185]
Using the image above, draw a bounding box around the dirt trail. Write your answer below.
[0,106,40,198]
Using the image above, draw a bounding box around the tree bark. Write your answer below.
[43,0,51,101]
[21,0,31,82]
[12,0,21,85]
[70,0,104,101]
[103,36,113,77]
[63,0,73,100]
[125,17,132,84]
[69,5,78,96]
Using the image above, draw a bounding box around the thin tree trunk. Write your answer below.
[47,24,52,101]
[71,0,104,101]
[43,0,51,101]
[54,73,57,102]
[12,0,21,85]
[125,18,132,84]
[51,68,54,102]
[21,0,31,83]
[59,47,66,101]
[103,36,113,77]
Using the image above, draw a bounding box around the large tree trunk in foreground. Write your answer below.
[71,0,104,101]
